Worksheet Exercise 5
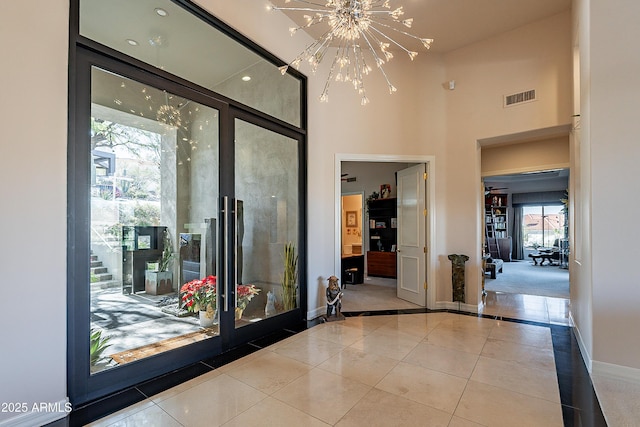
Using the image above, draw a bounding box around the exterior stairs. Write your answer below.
[91,252,119,290]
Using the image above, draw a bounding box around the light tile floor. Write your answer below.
[480,291,571,326]
[88,312,564,426]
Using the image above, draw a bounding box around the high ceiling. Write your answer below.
[269,0,572,54]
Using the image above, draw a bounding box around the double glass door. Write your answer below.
[72,56,303,404]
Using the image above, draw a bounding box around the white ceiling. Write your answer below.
[269,0,572,54]
[484,169,569,194]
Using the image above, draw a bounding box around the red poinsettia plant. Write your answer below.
[180,275,216,313]
[237,284,260,310]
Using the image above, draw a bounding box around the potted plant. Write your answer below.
[365,191,380,214]
[145,230,174,295]
[281,242,298,311]
[236,284,260,320]
[90,328,112,372]
[181,275,217,327]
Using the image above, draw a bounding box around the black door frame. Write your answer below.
[68,1,307,405]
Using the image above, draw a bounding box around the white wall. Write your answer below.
[0,0,69,424]
[481,136,570,177]
[588,0,640,373]
[442,11,573,306]
[571,0,595,373]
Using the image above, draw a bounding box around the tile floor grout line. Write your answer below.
[80,311,584,426]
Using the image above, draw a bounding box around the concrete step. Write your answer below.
[92,273,113,282]
[91,267,108,275]
[90,280,120,291]
[90,260,103,268]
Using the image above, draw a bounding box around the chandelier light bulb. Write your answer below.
[271,0,433,104]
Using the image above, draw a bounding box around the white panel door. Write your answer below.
[397,164,427,306]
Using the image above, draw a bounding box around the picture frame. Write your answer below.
[380,184,391,199]
[346,210,358,228]
[137,235,151,249]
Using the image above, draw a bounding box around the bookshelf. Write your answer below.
[367,198,397,278]
[485,194,511,261]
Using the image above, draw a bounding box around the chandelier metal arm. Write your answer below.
[367,25,415,57]
[271,0,433,104]
[369,20,433,47]
[359,29,395,91]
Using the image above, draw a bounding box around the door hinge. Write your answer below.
[423,246,427,253]
[423,208,427,216]
[424,281,427,290]
[423,172,428,180]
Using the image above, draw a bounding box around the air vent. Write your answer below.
[504,89,536,107]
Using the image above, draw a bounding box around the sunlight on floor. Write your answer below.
[481,291,570,325]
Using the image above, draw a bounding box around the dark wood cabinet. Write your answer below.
[366,251,397,278]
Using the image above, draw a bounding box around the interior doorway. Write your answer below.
[482,169,570,300]
[337,157,434,312]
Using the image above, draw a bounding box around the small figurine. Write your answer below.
[265,290,276,317]
[325,275,344,319]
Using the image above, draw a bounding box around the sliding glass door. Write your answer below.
[522,205,565,251]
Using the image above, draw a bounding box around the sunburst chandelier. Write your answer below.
[269,0,433,105]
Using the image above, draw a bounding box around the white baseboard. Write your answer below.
[306,306,325,321]
[570,311,593,373]
[593,360,640,384]
[434,301,479,313]
[0,399,69,427]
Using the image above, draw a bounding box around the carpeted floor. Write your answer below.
[484,259,569,298]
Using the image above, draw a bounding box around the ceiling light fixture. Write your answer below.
[126,39,139,46]
[269,0,433,105]
[242,75,252,81]
[155,8,168,17]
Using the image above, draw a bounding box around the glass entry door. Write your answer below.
[71,53,305,405]
[227,119,301,332]
[88,66,223,374]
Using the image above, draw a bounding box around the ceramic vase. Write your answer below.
[199,304,217,327]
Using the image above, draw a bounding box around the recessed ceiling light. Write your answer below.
[155,8,168,17]
[126,39,139,46]
[242,76,251,82]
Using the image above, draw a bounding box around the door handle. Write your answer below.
[234,198,240,312]
[396,249,401,253]
[222,196,229,312]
